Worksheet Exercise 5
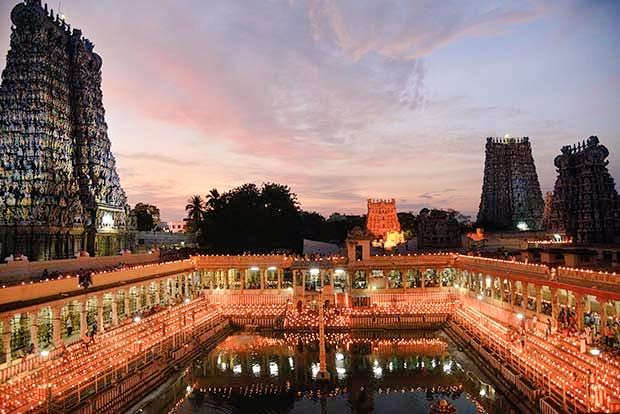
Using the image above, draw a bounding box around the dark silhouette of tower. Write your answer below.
[477,137,544,231]
[548,136,620,244]
[0,0,133,259]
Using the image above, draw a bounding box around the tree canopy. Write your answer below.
[185,183,471,253]
[133,203,161,231]
[196,183,301,253]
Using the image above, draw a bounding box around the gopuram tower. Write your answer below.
[366,198,404,249]
[0,0,133,260]
[477,137,544,231]
[548,136,620,244]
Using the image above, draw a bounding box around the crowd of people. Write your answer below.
[35,262,133,286]
[551,307,620,352]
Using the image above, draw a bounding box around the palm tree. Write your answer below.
[205,188,221,211]
[185,195,204,233]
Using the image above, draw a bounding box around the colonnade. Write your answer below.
[0,270,205,366]
[197,267,457,292]
[2,256,619,367]
[453,269,620,336]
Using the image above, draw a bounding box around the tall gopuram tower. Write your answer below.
[0,0,133,260]
[548,136,620,245]
[366,198,404,249]
[477,137,544,231]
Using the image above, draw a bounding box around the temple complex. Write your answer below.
[0,0,133,261]
[477,137,544,231]
[547,136,620,245]
[365,198,404,249]
[0,2,619,414]
[0,244,619,413]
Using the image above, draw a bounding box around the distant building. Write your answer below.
[366,199,404,249]
[161,221,186,233]
[416,209,462,251]
[548,136,620,244]
[477,137,544,231]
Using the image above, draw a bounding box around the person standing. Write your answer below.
[90,321,98,343]
[66,317,73,337]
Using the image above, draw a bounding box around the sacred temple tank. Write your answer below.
[0,0,134,259]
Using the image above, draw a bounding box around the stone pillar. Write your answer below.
[550,287,559,321]
[402,270,408,290]
[575,292,584,330]
[302,271,306,295]
[171,277,177,299]
[438,269,443,288]
[601,300,608,337]
[111,300,118,327]
[164,281,170,303]
[80,302,88,337]
[277,270,281,290]
[508,281,515,310]
[136,288,143,311]
[584,295,592,314]
[154,286,161,305]
[184,274,190,298]
[260,270,264,290]
[97,298,105,333]
[51,306,62,347]
[535,285,542,316]
[145,285,152,307]
[124,293,131,317]
[2,316,12,366]
[29,311,39,352]
[421,269,425,291]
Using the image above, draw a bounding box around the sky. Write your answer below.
[1,0,619,222]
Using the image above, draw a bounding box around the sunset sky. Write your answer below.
[1,0,619,222]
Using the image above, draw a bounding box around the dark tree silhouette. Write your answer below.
[133,203,161,231]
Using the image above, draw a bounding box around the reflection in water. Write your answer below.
[153,331,508,414]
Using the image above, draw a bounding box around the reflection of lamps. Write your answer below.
[41,350,51,412]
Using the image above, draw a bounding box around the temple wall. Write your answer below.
[0,251,159,283]
[0,257,191,307]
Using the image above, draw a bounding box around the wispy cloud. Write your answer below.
[0,0,618,221]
